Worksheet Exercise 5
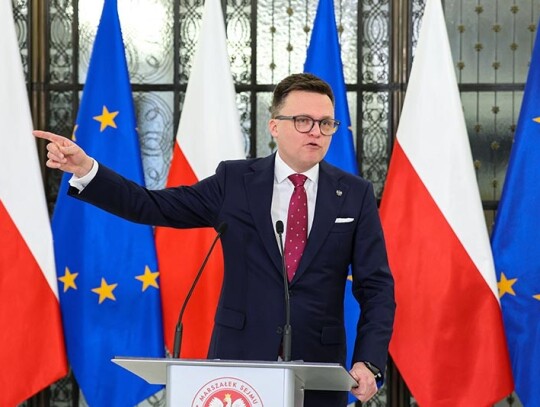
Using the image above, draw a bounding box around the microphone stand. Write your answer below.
[275,220,292,362]
[172,222,228,358]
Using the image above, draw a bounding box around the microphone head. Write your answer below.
[217,222,228,235]
[276,220,284,234]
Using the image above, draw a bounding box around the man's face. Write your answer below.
[269,90,334,173]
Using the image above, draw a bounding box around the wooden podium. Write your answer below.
[113,357,356,406]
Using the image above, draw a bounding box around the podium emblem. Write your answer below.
[192,376,264,407]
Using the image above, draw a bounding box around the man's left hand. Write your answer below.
[349,361,378,403]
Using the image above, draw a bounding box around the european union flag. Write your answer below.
[52,0,164,405]
[304,0,357,174]
[304,0,360,401]
[491,18,540,407]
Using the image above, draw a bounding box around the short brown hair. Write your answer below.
[270,73,334,118]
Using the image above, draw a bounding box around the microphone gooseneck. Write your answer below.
[172,222,228,358]
[275,220,292,362]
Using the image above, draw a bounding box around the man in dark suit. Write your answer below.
[35,73,395,406]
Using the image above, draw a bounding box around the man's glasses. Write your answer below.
[274,115,340,136]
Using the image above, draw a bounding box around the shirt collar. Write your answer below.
[274,151,319,184]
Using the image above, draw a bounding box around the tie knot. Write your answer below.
[289,173,307,187]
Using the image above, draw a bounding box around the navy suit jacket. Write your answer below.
[70,154,395,405]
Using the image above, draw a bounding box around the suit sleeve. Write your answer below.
[68,161,228,229]
[351,182,396,372]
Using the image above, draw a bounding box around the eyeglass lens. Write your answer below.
[294,116,337,135]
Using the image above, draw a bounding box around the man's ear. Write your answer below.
[268,118,279,139]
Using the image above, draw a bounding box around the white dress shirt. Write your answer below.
[271,152,319,244]
[69,159,99,191]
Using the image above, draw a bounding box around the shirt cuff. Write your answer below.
[68,159,99,192]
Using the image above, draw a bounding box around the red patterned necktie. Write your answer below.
[285,174,308,281]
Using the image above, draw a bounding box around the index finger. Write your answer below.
[33,130,71,146]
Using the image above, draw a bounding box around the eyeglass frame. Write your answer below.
[273,115,340,136]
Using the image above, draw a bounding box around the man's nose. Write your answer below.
[308,121,322,136]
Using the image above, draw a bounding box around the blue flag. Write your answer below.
[304,0,357,173]
[491,18,540,407]
[52,0,164,405]
[304,0,360,401]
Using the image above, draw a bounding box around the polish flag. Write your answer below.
[155,0,244,357]
[0,1,68,405]
[379,0,513,405]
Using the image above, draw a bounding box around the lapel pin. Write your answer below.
[336,190,343,196]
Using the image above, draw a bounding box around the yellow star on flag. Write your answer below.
[498,272,518,298]
[58,266,78,292]
[93,105,119,131]
[72,124,78,141]
[534,294,540,301]
[91,278,118,304]
[135,265,160,291]
[533,117,540,123]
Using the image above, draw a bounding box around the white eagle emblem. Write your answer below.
[207,393,247,407]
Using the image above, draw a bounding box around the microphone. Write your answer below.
[275,220,292,362]
[172,222,228,358]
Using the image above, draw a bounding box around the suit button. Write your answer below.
[276,327,283,335]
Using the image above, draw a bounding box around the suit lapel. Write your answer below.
[244,154,283,276]
[291,161,348,285]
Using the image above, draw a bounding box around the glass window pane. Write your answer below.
[256,92,274,157]
[134,91,175,190]
[78,0,174,84]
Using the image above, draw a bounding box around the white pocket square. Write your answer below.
[335,217,354,223]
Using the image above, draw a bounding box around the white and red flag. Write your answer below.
[0,1,68,405]
[379,0,513,405]
[156,0,244,357]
